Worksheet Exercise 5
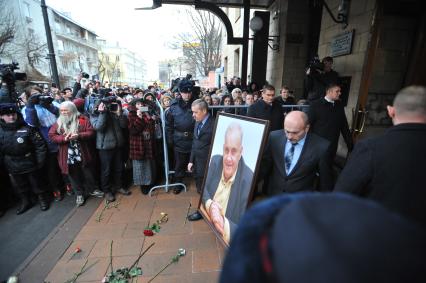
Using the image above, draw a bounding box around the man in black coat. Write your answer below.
[335,85,426,226]
[0,103,49,214]
[201,122,254,244]
[308,83,353,163]
[262,111,333,195]
[247,84,284,132]
[165,79,195,194]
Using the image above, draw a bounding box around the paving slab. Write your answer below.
[33,180,225,283]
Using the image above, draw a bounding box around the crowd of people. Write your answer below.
[0,57,425,281]
[0,70,301,216]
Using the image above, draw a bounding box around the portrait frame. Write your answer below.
[197,112,270,247]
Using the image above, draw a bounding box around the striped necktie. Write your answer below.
[285,143,297,173]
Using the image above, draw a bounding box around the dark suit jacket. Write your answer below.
[334,123,426,225]
[262,130,333,195]
[247,99,284,132]
[308,98,352,157]
[189,115,214,178]
[202,155,254,236]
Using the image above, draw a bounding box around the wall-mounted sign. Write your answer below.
[330,30,354,57]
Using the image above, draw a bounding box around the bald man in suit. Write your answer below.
[262,111,333,195]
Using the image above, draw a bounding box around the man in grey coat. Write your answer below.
[90,99,130,202]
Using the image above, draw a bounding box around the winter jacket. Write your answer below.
[0,115,47,174]
[90,111,128,150]
[127,105,156,160]
[48,115,95,174]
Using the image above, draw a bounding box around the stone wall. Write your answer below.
[318,0,376,125]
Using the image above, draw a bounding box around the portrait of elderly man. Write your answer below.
[202,122,254,244]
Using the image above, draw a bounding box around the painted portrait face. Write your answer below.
[223,130,243,181]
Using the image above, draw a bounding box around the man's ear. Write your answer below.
[387,105,395,119]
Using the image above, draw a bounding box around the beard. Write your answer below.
[57,114,78,135]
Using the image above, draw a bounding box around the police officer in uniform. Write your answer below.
[166,79,195,194]
[0,103,49,214]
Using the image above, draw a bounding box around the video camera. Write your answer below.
[93,94,120,113]
[81,72,90,79]
[307,56,324,73]
[0,62,27,104]
[29,94,54,105]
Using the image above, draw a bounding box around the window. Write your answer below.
[235,8,241,22]
[23,2,31,18]
[57,40,64,51]
[234,49,240,76]
[116,55,120,62]
[66,26,71,34]
[55,21,61,32]
[224,56,228,78]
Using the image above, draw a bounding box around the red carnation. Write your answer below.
[144,229,154,236]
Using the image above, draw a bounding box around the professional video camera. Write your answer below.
[0,62,27,103]
[93,94,120,113]
[306,56,324,74]
[28,93,54,106]
[81,72,90,79]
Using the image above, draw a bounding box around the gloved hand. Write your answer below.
[27,94,41,107]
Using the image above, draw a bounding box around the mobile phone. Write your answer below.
[139,106,149,112]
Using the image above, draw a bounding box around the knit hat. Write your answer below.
[220,193,426,283]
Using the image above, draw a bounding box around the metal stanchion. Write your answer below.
[148,99,187,196]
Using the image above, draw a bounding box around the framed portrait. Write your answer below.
[198,112,270,247]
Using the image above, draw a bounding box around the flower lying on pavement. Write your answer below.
[144,213,168,236]
[148,248,186,282]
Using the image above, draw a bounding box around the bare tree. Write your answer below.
[0,0,16,57]
[171,9,222,77]
[98,52,120,84]
[18,32,47,69]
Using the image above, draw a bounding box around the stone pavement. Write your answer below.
[42,180,225,283]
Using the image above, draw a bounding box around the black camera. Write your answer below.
[100,96,117,104]
[97,95,120,112]
[39,95,54,104]
[0,62,27,104]
[307,56,324,73]
[81,72,90,79]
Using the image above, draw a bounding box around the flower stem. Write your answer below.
[109,240,114,274]
[129,242,155,270]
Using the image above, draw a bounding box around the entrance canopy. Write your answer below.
[141,0,275,85]
[160,0,274,9]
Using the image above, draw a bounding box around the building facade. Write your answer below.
[0,0,99,88]
[97,39,147,88]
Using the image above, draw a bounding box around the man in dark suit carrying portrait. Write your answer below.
[335,86,426,226]
[202,122,253,244]
[262,111,333,195]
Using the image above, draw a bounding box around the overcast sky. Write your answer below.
[46,0,194,80]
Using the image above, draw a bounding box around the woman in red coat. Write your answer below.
[127,98,156,194]
[48,101,97,206]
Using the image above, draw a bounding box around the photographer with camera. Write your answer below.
[304,56,339,102]
[22,86,65,201]
[127,98,157,195]
[90,94,130,202]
